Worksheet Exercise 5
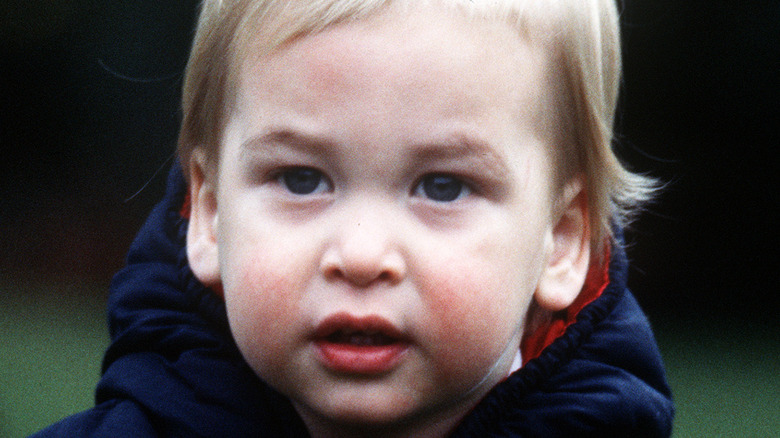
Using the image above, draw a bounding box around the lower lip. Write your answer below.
[315,341,408,375]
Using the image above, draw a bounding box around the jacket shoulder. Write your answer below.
[453,248,674,437]
[29,400,156,438]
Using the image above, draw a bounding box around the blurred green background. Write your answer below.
[2,0,778,436]
[2,281,778,437]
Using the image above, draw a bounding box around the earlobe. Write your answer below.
[186,152,221,288]
[535,179,591,312]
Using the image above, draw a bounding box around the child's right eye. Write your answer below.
[277,167,332,195]
[413,173,471,202]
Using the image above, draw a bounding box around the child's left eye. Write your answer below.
[277,167,332,195]
[413,174,471,202]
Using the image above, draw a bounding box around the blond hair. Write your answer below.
[177,0,656,254]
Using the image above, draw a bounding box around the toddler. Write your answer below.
[35,0,674,436]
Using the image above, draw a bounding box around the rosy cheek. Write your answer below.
[224,251,302,369]
[418,259,526,374]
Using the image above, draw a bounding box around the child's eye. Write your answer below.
[414,174,470,202]
[277,167,332,195]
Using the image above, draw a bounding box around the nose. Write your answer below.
[319,205,406,287]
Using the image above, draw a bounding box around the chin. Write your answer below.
[294,385,470,438]
[294,390,428,434]
[321,393,414,422]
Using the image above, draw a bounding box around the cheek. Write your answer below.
[219,236,308,376]
[218,212,317,326]
[414,197,553,370]
[415,237,541,378]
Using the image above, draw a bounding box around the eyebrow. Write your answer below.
[409,135,511,181]
[239,128,338,160]
[239,128,512,181]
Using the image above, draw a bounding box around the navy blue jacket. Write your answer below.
[34,164,674,437]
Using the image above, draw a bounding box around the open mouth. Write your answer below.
[325,329,398,346]
[313,313,409,374]
[313,313,407,344]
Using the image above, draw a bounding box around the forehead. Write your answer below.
[233,3,558,138]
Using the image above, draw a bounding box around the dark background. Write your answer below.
[2,1,778,326]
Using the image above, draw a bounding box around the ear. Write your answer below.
[535,178,591,312]
[186,151,221,289]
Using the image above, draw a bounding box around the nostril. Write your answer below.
[378,252,406,285]
[319,236,406,286]
[319,248,343,281]
[377,268,402,285]
[320,255,405,287]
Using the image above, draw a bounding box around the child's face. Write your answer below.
[194,3,567,435]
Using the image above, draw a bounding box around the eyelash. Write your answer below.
[273,166,333,195]
[269,166,474,203]
[412,173,472,203]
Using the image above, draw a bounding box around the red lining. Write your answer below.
[180,193,191,219]
[520,249,610,365]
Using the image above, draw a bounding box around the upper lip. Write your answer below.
[312,312,407,343]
